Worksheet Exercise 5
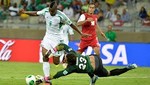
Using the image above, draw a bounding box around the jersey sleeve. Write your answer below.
[77,14,86,22]
[58,10,72,25]
[56,43,75,53]
[37,7,49,16]
[53,65,76,79]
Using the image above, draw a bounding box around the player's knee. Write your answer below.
[99,72,108,77]
[102,71,109,77]
[98,69,109,77]
[43,57,49,62]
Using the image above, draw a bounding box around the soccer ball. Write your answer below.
[25,75,36,85]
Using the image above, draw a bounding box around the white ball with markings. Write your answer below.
[25,75,36,85]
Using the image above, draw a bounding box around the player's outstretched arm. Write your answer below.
[52,70,70,79]
[51,66,76,79]
[55,43,75,53]
[19,9,38,16]
[70,24,82,35]
[96,24,107,40]
[52,70,67,79]
[70,24,91,37]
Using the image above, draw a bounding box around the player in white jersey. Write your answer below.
[59,24,74,67]
[62,24,74,45]
[20,1,90,83]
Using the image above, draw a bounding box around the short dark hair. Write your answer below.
[89,2,95,6]
[49,1,57,8]
[66,53,76,65]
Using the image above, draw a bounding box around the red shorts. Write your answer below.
[78,38,100,53]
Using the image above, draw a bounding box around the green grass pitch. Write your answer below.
[0,61,150,85]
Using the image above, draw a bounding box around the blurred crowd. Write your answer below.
[0,0,150,26]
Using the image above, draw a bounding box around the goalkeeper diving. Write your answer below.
[38,43,137,85]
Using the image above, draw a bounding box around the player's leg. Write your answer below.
[59,51,67,68]
[40,36,55,83]
[77,40,88,54]
[91,38,100,56]
[88,55,101,85]
[53,50,66,65]
[53,37,66,65]
[41,47,51,83]
[93,55,109,77]
[89,74,98,85]
[61,40,68,68]
[93,46,100,56]
[94,55,137,77]
[108,64,137,76]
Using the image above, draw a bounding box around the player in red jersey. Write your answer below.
[77,3,107,56]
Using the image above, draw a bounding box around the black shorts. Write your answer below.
[93,55,108,77]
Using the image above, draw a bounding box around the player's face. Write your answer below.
[108,25,112,31]
[88,4,95,14]
[49,7,57,16]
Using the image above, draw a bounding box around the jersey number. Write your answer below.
[49,21,52,26]
[79,57,87,70]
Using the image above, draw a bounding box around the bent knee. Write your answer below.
[43,57,49,62]
[96,69,109,77]
[100,72,109,77]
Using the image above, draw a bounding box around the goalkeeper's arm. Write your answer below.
[55,43,76,53]
[52,65,76,79]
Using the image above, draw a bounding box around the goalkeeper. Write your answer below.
[50,43,137,85]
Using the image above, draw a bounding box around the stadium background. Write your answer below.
[0,0,150,85]
[0,0,150,67]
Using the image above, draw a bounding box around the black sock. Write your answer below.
[88,73,94,78]
[109,68,130,76]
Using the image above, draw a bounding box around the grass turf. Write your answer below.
[0,61,150,85]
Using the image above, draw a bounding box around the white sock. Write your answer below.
[59,50,65,63]
[43,62,50,77]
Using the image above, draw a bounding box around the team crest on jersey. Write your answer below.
[68,48,73,52]
[63,70,68,75]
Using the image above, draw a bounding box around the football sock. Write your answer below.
[109,68,129,76]
[59,51,65,63]
[43,62,50,77]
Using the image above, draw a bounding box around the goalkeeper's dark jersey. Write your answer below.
[53,44,94,79]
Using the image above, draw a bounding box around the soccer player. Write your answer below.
[61,24,74,45]
[20,1,89,83]
[49,43,137,85]
[77,3,107,56]
[59,24,74,66]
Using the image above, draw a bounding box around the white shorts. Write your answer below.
[40,35,64,53]
[40,35,65,63]
[63,38,69,45]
